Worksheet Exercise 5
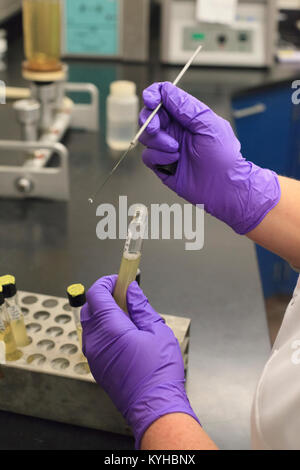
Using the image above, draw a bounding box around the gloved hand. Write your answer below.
[139,82,281,235]
[81,275,199,449]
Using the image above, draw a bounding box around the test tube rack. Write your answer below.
[0,290,191,436]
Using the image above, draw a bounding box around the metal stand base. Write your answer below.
[0,141,69,200]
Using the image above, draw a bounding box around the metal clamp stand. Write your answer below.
[0,64,99,201]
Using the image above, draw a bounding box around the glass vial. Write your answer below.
[67,284,89,369]
[0,275,30,347]
[0,286,23,362]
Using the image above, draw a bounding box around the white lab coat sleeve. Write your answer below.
[251,275,300,450]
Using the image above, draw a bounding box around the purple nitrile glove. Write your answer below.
[81,275,199,449]
[139,82,281,235]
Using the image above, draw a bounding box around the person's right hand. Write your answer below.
[139,82,281,235]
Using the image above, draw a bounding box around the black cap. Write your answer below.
[67,284,86,308]
[0,275,17,298]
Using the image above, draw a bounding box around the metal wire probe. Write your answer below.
[88,45,203,204]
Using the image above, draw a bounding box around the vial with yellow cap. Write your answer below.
[67,284,86,353]
[0,275,31,347]
[107,81,139,151]
[22,0,62,73]
[0,286,23,362]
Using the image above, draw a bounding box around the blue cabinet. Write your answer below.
[232,83,300,298]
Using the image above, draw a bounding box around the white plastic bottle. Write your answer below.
[106,81,139,151]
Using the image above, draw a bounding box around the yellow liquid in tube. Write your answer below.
[11,317,30,347]
[114,253,141,313]
[0,322,23,362]
[76,324,83,351]
[74,319,89,367]
[23,0,62,72]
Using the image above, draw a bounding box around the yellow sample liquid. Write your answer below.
[11,317,30,347]
[114,253,141,313]
[76,323,89,370]
[0,322,23,362]
[76,324,83,352]
[23,0,62,72]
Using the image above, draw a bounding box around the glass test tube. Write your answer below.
[0,275,30,347]
[22,0,62,72]
[114,205,148,313]
[67,284,87,359]
[0,286,23,362]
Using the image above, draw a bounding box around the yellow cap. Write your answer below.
[67,284,85,297]
[67,284,86,308]
[0,275,15,286]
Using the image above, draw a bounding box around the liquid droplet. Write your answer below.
[88,198,94,205]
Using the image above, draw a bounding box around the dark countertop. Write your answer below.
[0,36,299,450]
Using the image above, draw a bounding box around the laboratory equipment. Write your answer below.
[0,0,99,201]
[66,283,86,352]
[107,81,139,151]
[161,0,277,67]
[114,205,148,313]
[0,286,23,362]
[0,275,30,347]
[61,0,150,63]
[88,45,203,203]
[23,0,62,72]
[0,288,190,434]
[277,7,300,63]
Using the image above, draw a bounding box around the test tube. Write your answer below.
[114,205,148,313]
[0,286,23,362]
[0,275,30,347]
[22,0,62,72]
[67,284,86,353]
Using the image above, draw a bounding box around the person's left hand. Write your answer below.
[81,275,199,449]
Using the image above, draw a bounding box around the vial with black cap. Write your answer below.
[67,283,86,353]
[0,275,30,347]
[0,285,23,362]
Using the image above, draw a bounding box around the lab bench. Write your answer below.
[0,36,299,450]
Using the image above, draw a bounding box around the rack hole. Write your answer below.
[37,339,55,351]
[74,362,90,375]
[21,307,29,316]
[42,299,58,308]
[59,343,78,355]
[51,358,70,370]
[45,326,63,337]
[63,303,71,312]
[22,295,38,305]
[55,314,71,325]
[34,311,50,321]
[26,323,42,333]
[68,330,77,341]
[27,354,46,366]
